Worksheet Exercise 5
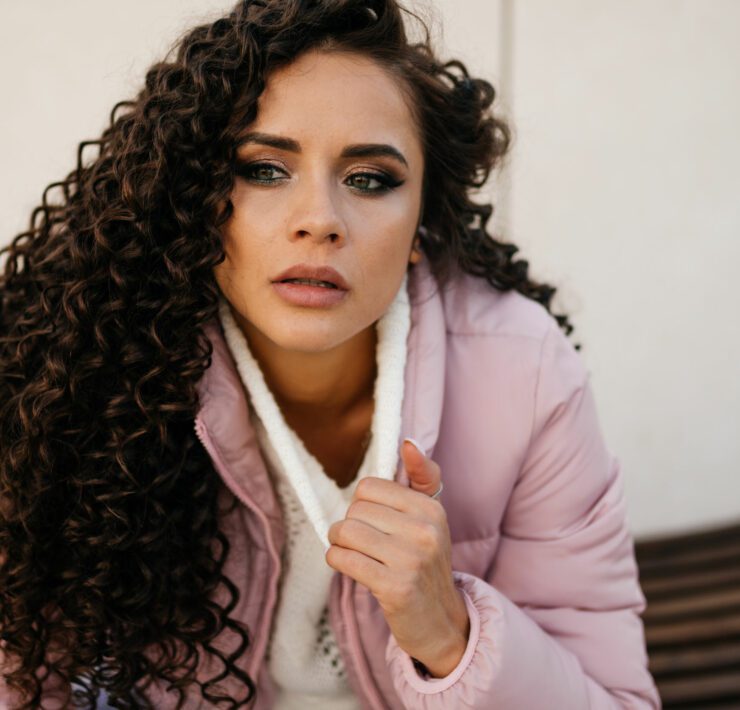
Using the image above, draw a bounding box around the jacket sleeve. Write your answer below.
[385,319,661,709]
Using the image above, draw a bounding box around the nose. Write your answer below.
[288,175,347,246]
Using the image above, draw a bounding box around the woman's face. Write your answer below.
[214,49,425,354]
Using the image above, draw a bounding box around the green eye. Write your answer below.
[235,162,287,183]
[234,162,405,194]
[348,174,382,190]
[252,165,279,180]
[346,172,404,194]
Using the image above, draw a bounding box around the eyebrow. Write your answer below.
[238,131,409,168]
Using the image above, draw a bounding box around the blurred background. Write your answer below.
[1,1,738,535]
[3,0,737,538]
[1,1,739,706]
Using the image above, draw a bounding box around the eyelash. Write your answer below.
[234,161,404,194]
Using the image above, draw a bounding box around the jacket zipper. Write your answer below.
[193,416,283,685]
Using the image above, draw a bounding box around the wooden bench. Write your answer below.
[635,521,740,708]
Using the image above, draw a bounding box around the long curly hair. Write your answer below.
[0,0,578,707]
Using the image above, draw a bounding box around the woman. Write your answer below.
[0,0,660,708]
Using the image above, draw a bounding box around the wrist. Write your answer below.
[412,591,470,678]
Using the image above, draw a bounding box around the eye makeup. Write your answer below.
[234,160,405,195]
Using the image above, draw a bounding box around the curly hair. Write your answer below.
[0,0,579,707]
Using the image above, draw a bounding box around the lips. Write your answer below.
[272,263,350,291]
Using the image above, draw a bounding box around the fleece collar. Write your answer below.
[194,255,447,541]
[216,274,411,548]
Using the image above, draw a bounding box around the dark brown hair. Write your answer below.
[0,0,577,707]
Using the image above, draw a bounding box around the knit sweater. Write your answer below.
[217,275,411,709]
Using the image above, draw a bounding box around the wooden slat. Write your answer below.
[634,522,740,707]
[657,669,740,705]
[667,702,740,710]
[645,609,740,647]
[637,540,740,577]
[635,522,740,559]
[648,639,740,675]
[642,588,740,622]
[640,566,740,600]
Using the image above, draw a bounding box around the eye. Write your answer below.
[346,171,404,194]
[235,161,288,183]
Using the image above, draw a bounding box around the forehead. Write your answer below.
[247,50,422,161]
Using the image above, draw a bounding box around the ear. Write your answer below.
[408,233,423,265]
[409,245,421,264]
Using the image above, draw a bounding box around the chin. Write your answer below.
[266,322,352,354]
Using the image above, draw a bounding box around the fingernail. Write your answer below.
[403,437,426,457]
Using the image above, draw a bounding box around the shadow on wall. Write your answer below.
[635,521,740,708]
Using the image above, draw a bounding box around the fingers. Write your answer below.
[326,501,441,574]
[325,540,388,593]
[344,498,407,535]
[352,476,440,515]
[401,438,441,498]
[326,445,448,601]
[327,517,395,564]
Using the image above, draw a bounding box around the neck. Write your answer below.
[233,313,378,425]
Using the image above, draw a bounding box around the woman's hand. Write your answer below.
[326,439,470,678]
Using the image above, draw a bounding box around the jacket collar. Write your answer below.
[194,253,446,508]
[396,254,447,484]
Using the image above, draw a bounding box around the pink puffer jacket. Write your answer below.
[186,255,660,709]
[0,254,660,708]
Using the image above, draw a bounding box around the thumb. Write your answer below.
[401,438,441,498]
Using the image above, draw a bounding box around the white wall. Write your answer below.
[0,0,233,239]
[488,0,740,537]
[1,1,738,539]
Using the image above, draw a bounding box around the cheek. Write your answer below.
[356,211,417,269]
[213,220,253,299]
[352,235,414,315]
[221,227,242,265]
[218,210,261,271]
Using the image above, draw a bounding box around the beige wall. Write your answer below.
[477,0,740,538]
[2,1,738,538]
[0,0,233,238]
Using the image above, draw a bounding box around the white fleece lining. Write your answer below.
[217,273,411,549]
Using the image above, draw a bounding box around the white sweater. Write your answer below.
[217,276,411,709]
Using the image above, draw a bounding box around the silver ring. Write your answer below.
[430,482,444,500]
